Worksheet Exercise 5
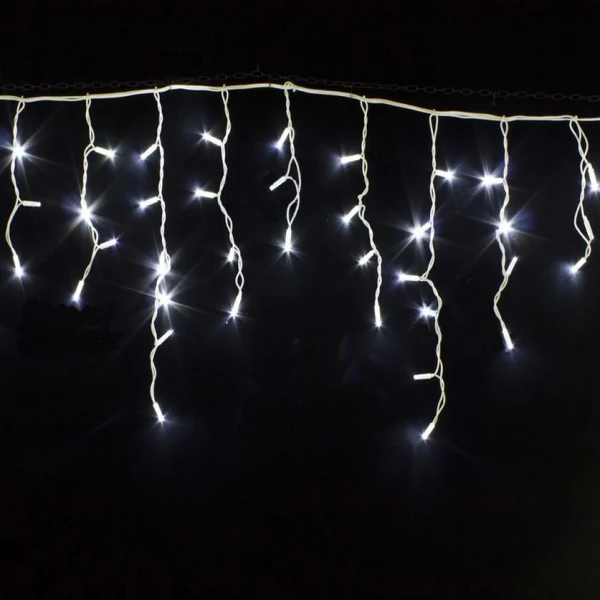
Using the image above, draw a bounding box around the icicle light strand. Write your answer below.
[568,119,596,274]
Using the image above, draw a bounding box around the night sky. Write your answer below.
[2,2,600,598]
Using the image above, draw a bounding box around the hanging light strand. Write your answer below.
[492,119,518,351]
[568,119,595,273]
[72,97,118,302]
[147,90,172,422]
[6,100,41,278]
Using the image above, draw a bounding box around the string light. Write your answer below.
[420,305,437,318]
[492,120,518,352]
[141,91,173,423]
[568,119,596,273]
[588,165,599,192]
[435,169,454,180]
[199,88,245,319]
[411,222,431,241]
[481,174,504,187]
[139,196,160,209]
[341,99,383,328]
[6,100,41,278]
[140,143,157,161]
[72,97,120,303]
[400,114,447,440]
[270,84,302,254]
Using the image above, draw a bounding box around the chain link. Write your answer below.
[1,70,600,103]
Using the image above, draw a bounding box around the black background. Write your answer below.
[2,1,600,598]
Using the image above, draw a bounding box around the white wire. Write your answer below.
[492,120,517,351]
[205,88,245,318]
[72,97,118,302]
[271,82,302,253]
[6,99,38,277]
[4,82,600,124]
[568,119,595,273]
[407,114,447,440]
[145,90,172,422]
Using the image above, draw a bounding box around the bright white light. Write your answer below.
[420,305,437,319]
[21,200,41,208]
[413,373,436,381]
[502,326,514,351]
[73,280,84,302]
[374,304,382,328]
[156,329,174,346]
[421,422,435,440]
[343,205,360,224]
[570,257,587,274]
[283,229,293,253]
[12,254,23,278]
[140,144,157,161]
[226,247,237,263]
[79,202,93,223]
[202,132,223,147]
[156,258,170,276]
[270,176,287,191]
[94,147,116,159]
[588,165,599,191]
[12,144,26,159]
[481,174,504,187]
[340,154,362,164]
[359,249,376,266]
[276,128,290,149]
[398,272,422,283]
[194,189,218,199]
[139,196,160,209]
[230,293,242,318]
[497,219,513,235]
[435,169,454,181]
[411,222,431,240]
[98,238,117,250]
[153,402,165,422]
[157,292,172,307]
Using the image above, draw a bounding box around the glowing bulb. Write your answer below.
[12,254,23,278]
[156,260,170,276]
[283,229,293,253]
[156,329,174,346]
[230,293,242,318]
[98,238,117,250]
[139,196,160,209]
[21,200,41,208]
[227,247,237,263]
[481,174,504,187]
[413,373,436,381]
[202,133,223,147]
[340,154,362,164]
[79,202,93,223]
[588,165,599,191]
[12,144,26,159]
[194,189,218,199]
[343,205,361,224]
[157,292,172,307]
[276,128,290,149]
[269,176,287,191]
[94,147,116,159]
[411,222,431,240]
[73,280,84,302]
[570,257,586,274]
[502,326,514,351]
[359,249,376,266]
[421,422,435,440]
[398,272,422,282]
[374,304,382,328]
[140,144,157,161]
[420,305,437,318]
[497,219,513,235]
[153,402,165,422]
[435,169,454,181]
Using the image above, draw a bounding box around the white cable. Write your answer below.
[142,90,172,422]
[400,114,446,440]
[199,88,245,319]
[72,97,118,302]
[342,99,383,328]
[568,119,596,273]
[492,120,518,351]
[6,100,41,278]
[270,83,302,254]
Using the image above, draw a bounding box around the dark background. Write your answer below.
[2,1,600,597]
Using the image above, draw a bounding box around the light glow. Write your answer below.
[139,196,160,209]
[588,165,599,191]
[12,143,26,159]
[420,305,437,318]
[153,402,165,423]
[94,147,115,159]
[283,228,293,253]
[411,222,431,240]
[73,280,84,302]
[13,254,23,278]
[421,422,436,440]
[202,132,223,147]
[340,154,362,164]
[398,272,422,282]
[276,127,290,149]
[98,238,117,250]
[227,247,237,263]
[359,249,376,265]
[140,144,157,160]
[194,189,218,199]
[230,292,242,318]
[343,205,361,224]
[156,328,174,347]
[497,218,513,235]
[414,373,436,381]
[481,174,504,187]
[21,200,41,208]
[435,169,454,180]
[570,257,586,274]
[157,292,172,307]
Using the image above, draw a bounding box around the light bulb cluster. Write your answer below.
[341,99,383,328]
[269,84,302,255]
[6,100,41,278]
[72,98,119,303]
[568,119,596,274]
[399,115,447,441]
[140,91,172,423]
[197,89,244,319]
